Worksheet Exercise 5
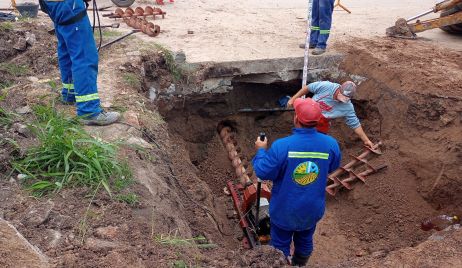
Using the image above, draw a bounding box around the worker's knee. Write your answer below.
[291,253,310,267]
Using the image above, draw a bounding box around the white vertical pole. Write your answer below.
[302,0,313,89]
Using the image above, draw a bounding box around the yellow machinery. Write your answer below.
[387,0,462,38]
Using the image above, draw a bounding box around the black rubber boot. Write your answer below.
[292,254,310,267]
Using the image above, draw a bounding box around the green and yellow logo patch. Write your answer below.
[292,161,319,186]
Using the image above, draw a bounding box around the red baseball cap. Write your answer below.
[293,98,322,124]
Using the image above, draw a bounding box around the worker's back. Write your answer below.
[253,127,341,231]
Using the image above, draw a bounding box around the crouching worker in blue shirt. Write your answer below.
[252,98,341,266]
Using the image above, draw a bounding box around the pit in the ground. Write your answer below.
[158,78,455,266]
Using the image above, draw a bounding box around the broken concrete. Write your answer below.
[185,53,344,94]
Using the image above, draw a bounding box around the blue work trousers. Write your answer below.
[310,0,335,49]
[270,222,316,257]
[43,0,101,117]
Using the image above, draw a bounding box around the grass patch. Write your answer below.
[94,29,124,39]
[115,193,139,205]
[0,106,14,127]
[172,260,187,268]
[0,63,29,76]
[12,103,132,196]
[155,232,217,249]
[0,93,15,127]
[0,80,13,89]
[47,80,58,91]
[122,73,141,89]
[0,22,13,31]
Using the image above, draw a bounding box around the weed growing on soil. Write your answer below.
[0,107,14,127]
[173,260,187,268]
[47,80,58,91]
[155,232,217,249]
[100,30,124,38]
[94,30,124,44]
[122,73,141,89]
[0,93,15,127]
[0,22,13,31]
[12,103,132,196]
[115,193,139,205]
[0,80,13,89]
[0,63,29,76]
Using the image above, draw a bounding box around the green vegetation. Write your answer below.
[0,93,15,127]
[0,80,13,89]
[47,80,58,91]
[0,22,13,31]
[0,106,14,127]
[115,193,139,205]
[0,63,29,76]
[155,233,216,249]
[12,103,132,196]
[95,29,124,38]
[122,73,141,89]
[173,260,188,268]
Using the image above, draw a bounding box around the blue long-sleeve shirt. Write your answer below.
[308,81,361,129]
[252,128,341,231]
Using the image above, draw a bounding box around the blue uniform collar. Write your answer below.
[292,128,318,134]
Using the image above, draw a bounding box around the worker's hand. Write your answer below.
[286,97,295,108]
[364,140,374,149]
[255,136,268,150]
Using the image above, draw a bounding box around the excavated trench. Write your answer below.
[156,63,461,266]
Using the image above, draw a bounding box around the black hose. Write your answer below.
[91,0,103,51]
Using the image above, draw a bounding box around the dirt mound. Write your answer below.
[333,226,462,268]
[336,37,462,212]
[0,21,57,87]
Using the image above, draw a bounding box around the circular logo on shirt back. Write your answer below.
[292,161,319,186]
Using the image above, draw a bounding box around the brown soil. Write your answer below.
[0,21,58,87]
[1,23,461,268]
[159,37,462,267]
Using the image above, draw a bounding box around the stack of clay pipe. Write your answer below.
[112,6,166,20]
[123,16,160,37]
[219,127,253,186]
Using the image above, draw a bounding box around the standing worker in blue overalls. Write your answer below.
[300,0,335,55]
[252,98,341,266]
[39,0,120,125]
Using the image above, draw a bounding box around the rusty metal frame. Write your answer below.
[227,181,257,249]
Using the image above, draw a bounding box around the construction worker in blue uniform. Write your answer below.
[39,0,120,125]
[300,0,335,55]
[252,98,341,266]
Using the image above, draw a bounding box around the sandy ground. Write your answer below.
[2,0,461,63]
[104,0,462,62]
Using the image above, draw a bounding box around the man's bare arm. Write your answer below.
[353,125,374,148]
[287,86,310,107]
